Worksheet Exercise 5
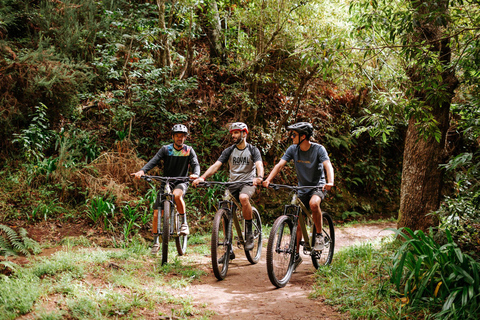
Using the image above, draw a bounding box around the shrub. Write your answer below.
[390,227,480,319]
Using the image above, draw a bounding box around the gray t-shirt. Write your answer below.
[282,143,330,195]
[217,144,262,182]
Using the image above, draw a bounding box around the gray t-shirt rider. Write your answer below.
[282,143,330,196]
[217,144,262,182]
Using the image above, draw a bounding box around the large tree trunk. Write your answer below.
[398,0,458,231]
[198,0,225,65]
[156,0,172,69]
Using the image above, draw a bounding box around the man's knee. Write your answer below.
[239,193,250,204]
[310,197,321,210]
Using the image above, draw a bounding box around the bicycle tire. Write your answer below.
[175,211,188,256]
[266,215,295,288]
[311,212,335,268]
[245,207,262,264]
[161,201,170,265]
[211,208,231,280]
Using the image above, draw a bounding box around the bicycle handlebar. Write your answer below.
[267,183,324,191]
[197,181,253,188]
[141,175,191,183]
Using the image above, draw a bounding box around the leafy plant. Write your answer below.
[28,199,62,221]
[87,196,116,230]
[0,224,41,257]
[12,103,53,163]
[390,227,480,319]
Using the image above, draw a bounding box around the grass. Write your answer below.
[0,238,214,319]
[311,236,408,319]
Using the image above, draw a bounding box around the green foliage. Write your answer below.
[0,224,41,257]
[390,227,480,319]
[87,196,116,230]
[12,103,53,163]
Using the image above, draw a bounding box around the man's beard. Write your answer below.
[174,141,183,148]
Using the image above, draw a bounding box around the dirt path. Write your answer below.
[181,222,396,319]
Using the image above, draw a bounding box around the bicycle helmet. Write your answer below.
[172,124,188,135]
[287,122,314,138]
[229,122,249,134]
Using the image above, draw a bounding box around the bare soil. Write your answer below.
[183,221,396,320]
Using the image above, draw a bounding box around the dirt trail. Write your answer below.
[181,222,396,319]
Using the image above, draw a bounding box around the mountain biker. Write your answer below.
[192,122,264,254]
[263,122,334,271]
[131,124,200,255]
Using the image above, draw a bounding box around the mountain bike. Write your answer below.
[265,184,335,288]
[199,181,262,280]
[142,175,190,265]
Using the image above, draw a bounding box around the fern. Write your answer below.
[0,224,41,257]
[0,261,18,274]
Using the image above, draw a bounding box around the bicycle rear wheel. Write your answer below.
[245,207,262,264]
[175,212,187,256]
[161,201,171,265]
[311,212,335,268]
[211,209,231,280]
[266,215,295,288]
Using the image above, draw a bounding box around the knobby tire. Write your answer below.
[311,212,335,268]
[161,201,170,265]
[266,215,295,288]
[211,209,230,280]
[245,207,262,264]
[175,211,187,256]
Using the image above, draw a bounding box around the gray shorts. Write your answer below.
[298,188,326,209]
[228,184,256,201]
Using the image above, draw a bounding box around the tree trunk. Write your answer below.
[156,0,172,69]
[198,0,225,65]
[398,0,458,231]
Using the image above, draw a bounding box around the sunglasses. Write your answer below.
[290,133,298,139]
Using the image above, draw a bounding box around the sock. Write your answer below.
[245,219,252,234]
[180,214,186,224]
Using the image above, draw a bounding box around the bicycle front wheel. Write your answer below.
[161,201,171,265]
[175,212,187,256]
[266,215,295,288]
[311,212,335,268]
[211,209,231,280]
[245,207,262,264]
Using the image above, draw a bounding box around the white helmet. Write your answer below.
[172,124,188,135]
[229,122,248,134]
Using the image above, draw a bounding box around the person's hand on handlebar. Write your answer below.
[253,177,263,187]
[192,176,205,187]
[322,182,334,192]
[131,170,145,179]
[262,179,271,188]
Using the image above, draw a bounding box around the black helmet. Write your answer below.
[172,124,188,135]
[287,122,314,138]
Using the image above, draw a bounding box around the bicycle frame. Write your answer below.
[218,188,247,246]
[156,183,178,238]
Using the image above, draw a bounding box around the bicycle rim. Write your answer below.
[311,212,335,268]
[245,207,262,264]
[175,212,187,255]
[211,209,230,280]
[161,201,170,265]
[266,215,295,288]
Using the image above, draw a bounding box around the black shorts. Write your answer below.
[154,182,188,207]
[298,188,326,209]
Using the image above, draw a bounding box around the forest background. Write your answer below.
[0,0,479,318]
